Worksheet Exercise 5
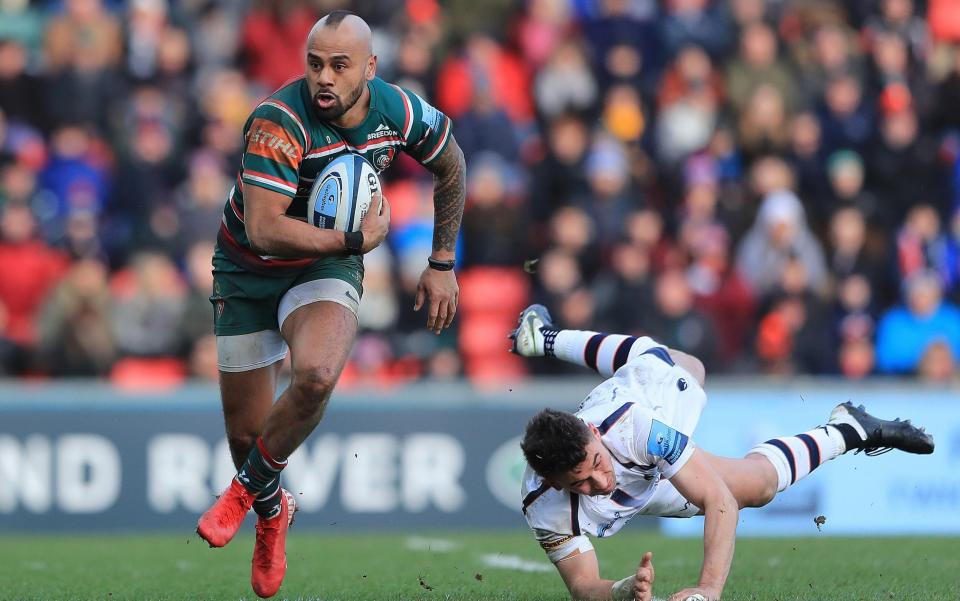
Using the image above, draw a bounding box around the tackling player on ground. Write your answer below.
[510,305,934,601]
[195,11,465,598]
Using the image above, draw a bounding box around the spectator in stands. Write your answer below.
[827,205,894,305]
[917,340,958,383]
[38,124,111,245]
[109,251,186,359]
[578,137,639,249]
[533,40,598,120]
[460,153,526,268]
[239,0,316,92]
[43,0,124,129]
[685,223,756,367]
[656,0,732,61]
[436,31,533,126]
[736,189,828,298]
[820,150,879,229]
[834,272,877,379]
[528,114,590,226]
[876,269,960,374]
[0,39,48,131]
[737,83,792,164]
[896,204,950,285]
[452,85,520,164]
[593,241,653,334]
[178,240,215,358]
[581,0,658,94]
[37,256,114,376]
[0,202,70,373]
[655,45,722,165]
[726,21,797,115]
[644,267,719,369]
[867,107,943,225]
[788,112,831,213]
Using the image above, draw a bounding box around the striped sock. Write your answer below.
[749,426,847,492]
[252,478,283,519]
[552,330,660,377]
[237,436,287,501]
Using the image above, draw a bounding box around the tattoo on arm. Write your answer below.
[425,138,466,254]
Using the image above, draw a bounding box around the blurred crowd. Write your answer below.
[2,0,960,387]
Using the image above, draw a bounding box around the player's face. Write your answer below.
[305,28,376,122]
[552,428,617,496]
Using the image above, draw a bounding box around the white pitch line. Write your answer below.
[478,553,552,573]
[404,536,461,553]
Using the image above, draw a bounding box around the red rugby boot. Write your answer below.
[250,489,297,598]
[196,478,255,548]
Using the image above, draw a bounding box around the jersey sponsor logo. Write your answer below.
[367,123,399,141]
[417,95,444,132]
[248,126,299,158]
[677,378,688,391]
[646,419,689,465]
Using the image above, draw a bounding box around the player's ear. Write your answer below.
[588,423,602,440]
[366,55,377,80]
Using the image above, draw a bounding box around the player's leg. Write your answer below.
[261,299,356,460]
[219,362,282,469]
[240,299,356,598]
[703,403,935,510]
[509,304,702,382]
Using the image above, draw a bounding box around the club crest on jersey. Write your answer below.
[372,147,396,171]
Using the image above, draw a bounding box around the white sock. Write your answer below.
[749,426,847,492]
[551,330,660,377]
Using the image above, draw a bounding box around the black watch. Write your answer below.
[344,231,364,255]
[427,257,456,271]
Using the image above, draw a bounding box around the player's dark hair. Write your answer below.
[323,9,356,28]
[521,408,592,478]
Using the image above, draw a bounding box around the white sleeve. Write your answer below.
[533,528,595,563]
[523,486,594,563]
[626,406,696,479]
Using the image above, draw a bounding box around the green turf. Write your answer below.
[0,531,956,601]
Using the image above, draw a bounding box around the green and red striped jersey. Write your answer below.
[216,76,452,275]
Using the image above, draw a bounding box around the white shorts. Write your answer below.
[216,278,360,372]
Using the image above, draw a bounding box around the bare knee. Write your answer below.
[225,431,257,468]
[740,455,778,508]
[289,365,338,415]
[749,478,778,508]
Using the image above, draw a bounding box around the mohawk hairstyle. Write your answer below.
[323,9,356,28]
[521,408,592,479]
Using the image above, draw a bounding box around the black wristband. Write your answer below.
[344,231,364,255]
[427,257,456,271]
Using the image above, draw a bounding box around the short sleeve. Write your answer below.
[532,528,594,563]
[397,86,452,165]
[626,407,696,479]
[240,101,307,198]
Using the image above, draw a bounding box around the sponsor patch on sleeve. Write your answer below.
[417,95,445,132]
[646,419,689,465]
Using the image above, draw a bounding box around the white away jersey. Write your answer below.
[521,347,707,562]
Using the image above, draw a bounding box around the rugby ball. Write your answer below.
[306,153,381,232]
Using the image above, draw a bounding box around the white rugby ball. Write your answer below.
[306,153,381,232]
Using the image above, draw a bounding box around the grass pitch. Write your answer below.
[1,531,956,601]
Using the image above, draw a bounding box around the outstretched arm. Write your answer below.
[555,550,655,601]
[667,449,738,601]
[415,136,465,333]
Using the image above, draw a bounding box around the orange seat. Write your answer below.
[110,357,187,391]
[458,267,529,316]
